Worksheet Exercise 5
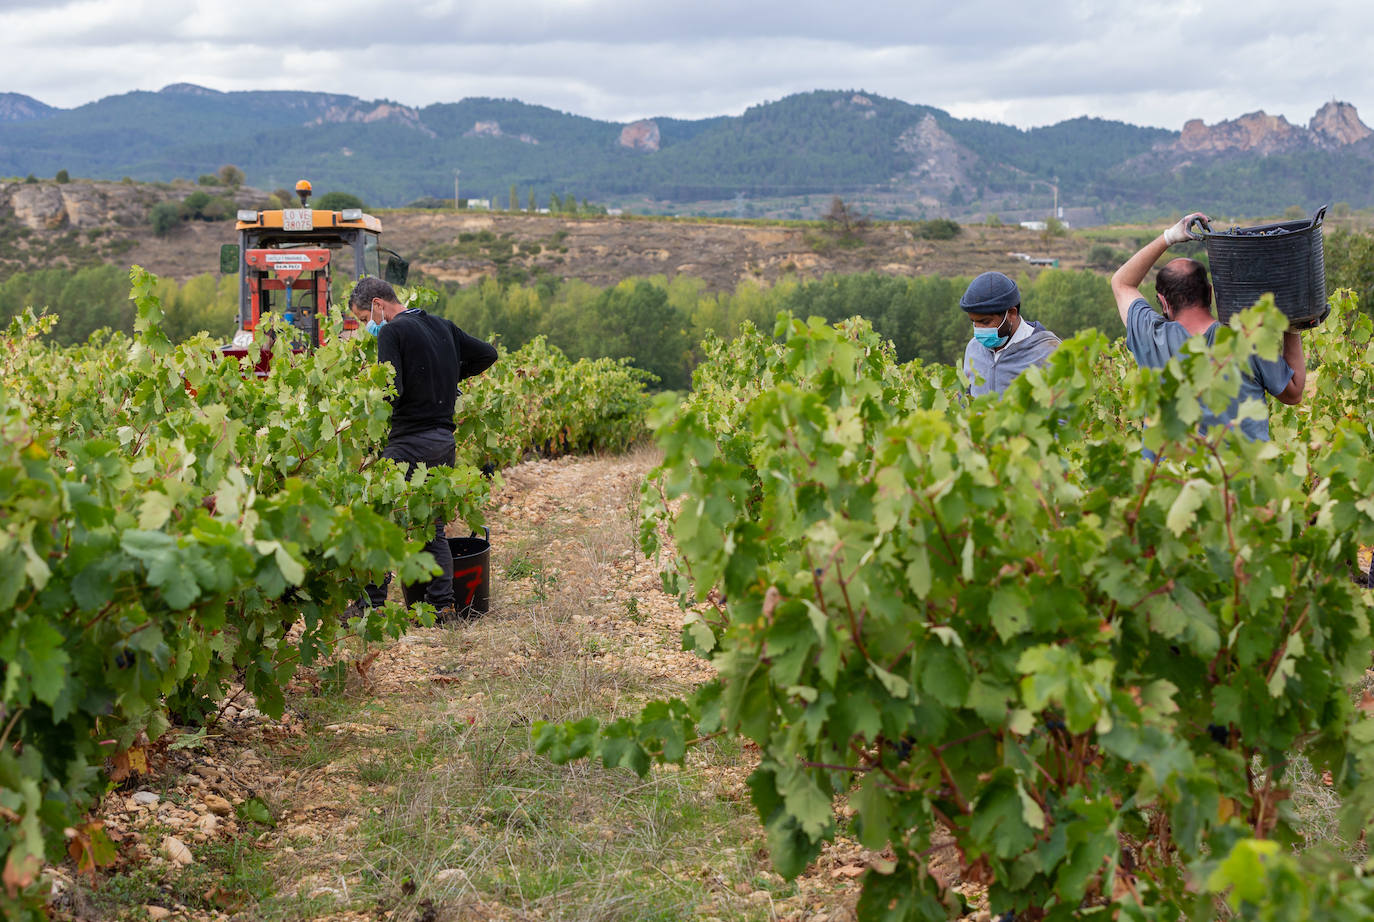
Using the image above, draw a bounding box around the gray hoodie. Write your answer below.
[963,320,1062,397]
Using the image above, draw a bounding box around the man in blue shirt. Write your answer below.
[960,271,1062,397]
[1111,213,1306,440]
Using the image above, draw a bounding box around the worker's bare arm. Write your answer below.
[1275,331,1306,405]
[1111,212,1209,324]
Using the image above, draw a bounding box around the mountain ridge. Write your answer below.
[0,92,58,123]
[2,85,1370,222]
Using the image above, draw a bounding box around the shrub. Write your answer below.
[197,196,235,221]
[182,190,212,215]
[55,169,69,184]
[914,217,962,240]
[149,201,184,236]
[314,191,366,211]
[1086,243,1121,269]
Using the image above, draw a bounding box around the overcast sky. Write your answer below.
[2,0,1369,131]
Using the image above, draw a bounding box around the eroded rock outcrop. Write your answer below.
[833,94,877,119]
[619,119,660,152]
[1173,102,1371,156]
[1309,101,1372,146]
[311,101,436,137]
[1178,111,1305,155]
[0,180,269,232]
[895,114,980,196]
[464,120,539,144]
[8,184,69,230]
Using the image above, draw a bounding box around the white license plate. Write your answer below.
[282,209,313,231]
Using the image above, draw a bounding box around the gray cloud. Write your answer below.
[2,0,1371,130]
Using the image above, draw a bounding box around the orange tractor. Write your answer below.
[218,180,408,373]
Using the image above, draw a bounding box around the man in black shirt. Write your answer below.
[349,277,498,619]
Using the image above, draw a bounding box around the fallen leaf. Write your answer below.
[3,848,41,897]
[354,649,381,679]
[66,822,117,881]
[108,746,150,783]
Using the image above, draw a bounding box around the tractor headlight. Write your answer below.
[340,208,363,221]
[236,210,259,222]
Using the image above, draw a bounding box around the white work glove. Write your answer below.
[1164,212,1209,246]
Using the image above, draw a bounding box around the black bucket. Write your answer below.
[448,527,491,617]
[1190,206,1328,330]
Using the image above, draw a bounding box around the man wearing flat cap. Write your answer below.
[960,271,1062,397]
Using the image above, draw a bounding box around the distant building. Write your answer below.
[1019,220,1047,231]
[607,208,624,216]
[467,198,491,211]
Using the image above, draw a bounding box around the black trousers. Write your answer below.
[365,429,456,609]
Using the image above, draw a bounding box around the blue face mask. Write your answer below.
[363,300,386,337]
[972,312,1011,349]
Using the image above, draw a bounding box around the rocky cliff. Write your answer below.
[895,114,980,202]
[0,180,268,232]
[1178,111,1304,155]
[619,119,660,151]
[1309,100,1373,146]
[1174,101,1371,156]
[311,101,436,137]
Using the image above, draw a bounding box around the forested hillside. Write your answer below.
[5,84,1372,221]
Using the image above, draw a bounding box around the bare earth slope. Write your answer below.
[0,180,1089,290]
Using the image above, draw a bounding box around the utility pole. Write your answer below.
[453,169,460,209]
[1029,178,1060,220]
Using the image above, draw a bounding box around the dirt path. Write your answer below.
[69,449,891,922]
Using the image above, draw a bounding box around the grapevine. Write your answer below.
[0,268,652,916]
[539,294,1374,919]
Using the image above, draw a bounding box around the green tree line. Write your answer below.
[0,266,238,345]
[17,226,1374,389]
[424,269,1125,390]
[0,265,1143,388]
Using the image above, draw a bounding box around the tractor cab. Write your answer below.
[218,179,408,374]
